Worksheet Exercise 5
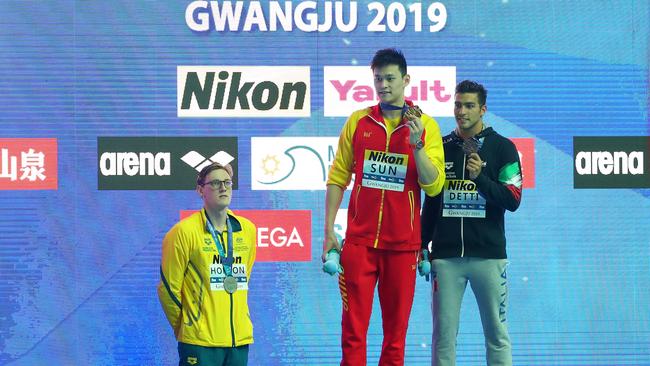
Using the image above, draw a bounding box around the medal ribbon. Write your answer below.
[379,102,409,119]
[205,211,234,277]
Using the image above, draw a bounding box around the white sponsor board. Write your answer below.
[251,137,340,190]
[323,66,455,117]
[178,66,310,117]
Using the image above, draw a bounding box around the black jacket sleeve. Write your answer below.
[473,138,522,212]
[421,193,441,250]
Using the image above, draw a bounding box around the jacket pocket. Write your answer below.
[350,185,361,223]
[234,294,253,345]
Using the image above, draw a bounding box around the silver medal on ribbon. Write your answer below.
[223,276,238,294]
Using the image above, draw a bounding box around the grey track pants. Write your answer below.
[430,258,511,366]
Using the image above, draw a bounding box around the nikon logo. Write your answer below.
[447,180,477,191]
[177,66,310,118]
[573,137,650,188]
[98,137,238,190]
[368,151,405,165]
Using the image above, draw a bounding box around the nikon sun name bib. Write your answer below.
[442,179,486,218]
[361,150,408,192]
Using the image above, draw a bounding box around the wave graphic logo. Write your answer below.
[251,137,339,190]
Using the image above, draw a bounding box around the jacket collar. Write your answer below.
[451,125,495,142]
[369,99,415,124]
[201,208,243,233]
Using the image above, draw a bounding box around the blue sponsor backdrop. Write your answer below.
[1,1,648,365]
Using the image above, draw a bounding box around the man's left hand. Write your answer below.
[466,153,485,180]
[404,105,424,145]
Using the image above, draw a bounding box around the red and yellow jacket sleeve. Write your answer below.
[419,114,445,197]
[157,223,189,336]
[327,109,364,188]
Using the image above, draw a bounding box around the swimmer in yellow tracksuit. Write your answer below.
[158,162,256,366]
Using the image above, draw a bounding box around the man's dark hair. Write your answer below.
[197,162,233,186]
[371,48,407,76]
[455,80,487,106]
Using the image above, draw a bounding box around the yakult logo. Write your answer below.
[178,66,311,117]
[573,136,650,188]
[324,66,456,117]
[0,138,58,190]
[180,209,311,262]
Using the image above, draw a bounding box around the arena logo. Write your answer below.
[0,138,58,190]
[181,151,235,172]
[100,152,171,176]
[251,136,342,190]
[181,209,311,262]
[573,136,650,188]
[178,66,310,117]
[575,151,644,175]
[98,137,238,190]
[323,66,456,117]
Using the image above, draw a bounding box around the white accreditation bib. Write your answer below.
[442,179,486,218]
[209,263,249,292]
[361,149,408,192]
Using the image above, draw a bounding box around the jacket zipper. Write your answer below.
[460,155,466,257]
[227,230,235,348]
[368,115,404,248]
[230,293,236,347]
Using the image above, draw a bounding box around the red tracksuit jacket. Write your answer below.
[328,101,445,251]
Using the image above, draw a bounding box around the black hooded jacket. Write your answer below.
[421,127,522,259]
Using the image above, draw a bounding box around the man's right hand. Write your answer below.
[322,230,342,262]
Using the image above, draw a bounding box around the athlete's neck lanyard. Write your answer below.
[379,102,409,120]
[205,211,234,276]
[455,123,487,151]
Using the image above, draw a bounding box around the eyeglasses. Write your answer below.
[201,179,233,189]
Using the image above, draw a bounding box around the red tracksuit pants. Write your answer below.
[338,243,419,366]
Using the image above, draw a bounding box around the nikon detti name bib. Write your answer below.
[361,150,408,192]
[442,179,486,218]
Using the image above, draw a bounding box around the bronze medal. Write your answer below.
[462,137,479,155]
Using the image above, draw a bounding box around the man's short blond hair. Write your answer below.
[196,162,233,185]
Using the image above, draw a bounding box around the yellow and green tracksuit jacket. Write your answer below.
[157,208,256,347]
[328,101,445,251]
